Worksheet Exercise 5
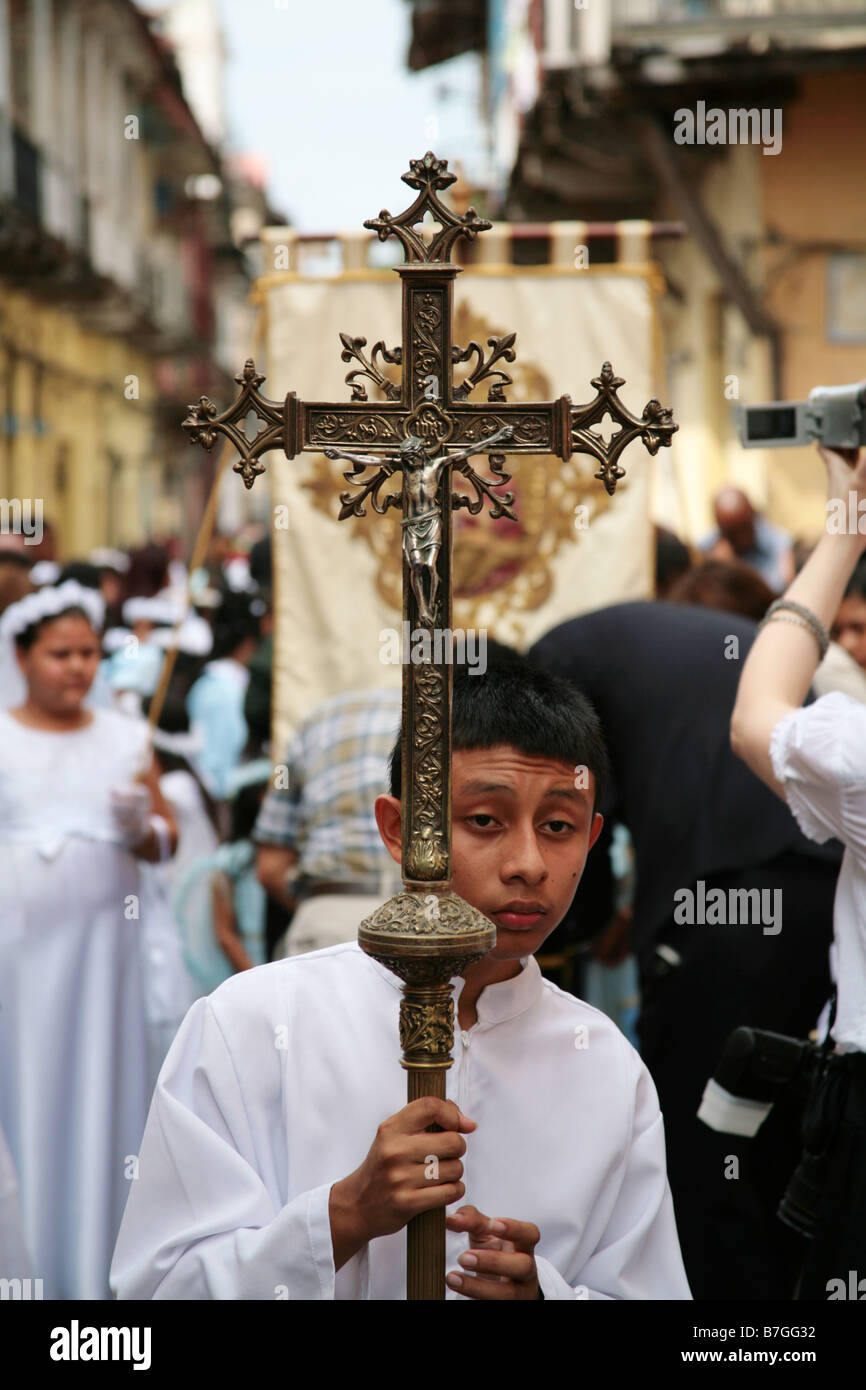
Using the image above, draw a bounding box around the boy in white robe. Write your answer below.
[111,654,691,1300]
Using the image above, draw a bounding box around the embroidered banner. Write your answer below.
[263,266,658,754]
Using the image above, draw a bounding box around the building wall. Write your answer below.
[760,69,866,541]
[0,0,250,561]
[652,69,865,546]
[492,3,866,546]
[1,288,159,558]
[654,141,774,543]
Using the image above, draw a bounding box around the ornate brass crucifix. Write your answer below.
[182,151,677,1301]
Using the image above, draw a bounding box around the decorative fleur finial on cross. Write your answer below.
[575,362,677,495]
[183,359,283,490]
[363,151,492,264]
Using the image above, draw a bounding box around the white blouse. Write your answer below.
[770,691,866,1051]
[0,707,149,855]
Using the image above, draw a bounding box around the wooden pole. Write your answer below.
[144,313,265,755]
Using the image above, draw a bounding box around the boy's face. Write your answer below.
[376,744,603,963]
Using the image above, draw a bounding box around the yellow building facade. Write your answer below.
[0,287,168,557]
[655,68,866,546]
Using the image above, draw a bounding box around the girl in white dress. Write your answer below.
[0,581,178,1299]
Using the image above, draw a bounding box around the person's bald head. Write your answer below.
[714,488,756,555]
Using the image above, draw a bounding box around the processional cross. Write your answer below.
[183,152,677,1300]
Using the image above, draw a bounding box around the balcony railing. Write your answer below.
[541,0,866,74]
[612,0,866,34]
[6,125,92,265]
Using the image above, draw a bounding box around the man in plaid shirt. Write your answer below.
[255,688,402,957]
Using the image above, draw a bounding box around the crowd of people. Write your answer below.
[0,446,864,1301]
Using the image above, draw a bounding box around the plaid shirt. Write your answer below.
[254,688,402,887]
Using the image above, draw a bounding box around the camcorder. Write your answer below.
[698,1025,831,1238]
[739,380,866,450]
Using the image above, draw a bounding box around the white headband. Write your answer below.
[29,560,61,587]
[102,625,132,653]
[149,614,213,657]
[105,615,212,658]
[90,547,131,574]
[122,596,183,627]
[0,580,105,645]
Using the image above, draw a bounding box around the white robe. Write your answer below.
[111,942,691,1300]
[0,708,153,1299]
[0,1121,33,1282]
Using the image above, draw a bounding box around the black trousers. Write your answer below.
[637,851,837,1301]
[795,1053,866,1300]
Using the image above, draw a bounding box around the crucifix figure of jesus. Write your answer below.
[325,423,515,625]
[182,150,677,1299]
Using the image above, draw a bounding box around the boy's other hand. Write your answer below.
[329,1097,475,1271]
[445,1206,542,1299]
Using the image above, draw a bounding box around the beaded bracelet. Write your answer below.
[758,599,830,660]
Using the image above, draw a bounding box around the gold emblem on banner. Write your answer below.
[301,300,615,633]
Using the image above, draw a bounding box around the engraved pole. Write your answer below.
[358,211,497,1305]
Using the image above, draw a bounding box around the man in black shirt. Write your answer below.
[530,600,841,1300]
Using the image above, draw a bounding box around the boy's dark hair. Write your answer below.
[388,643,609,809]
